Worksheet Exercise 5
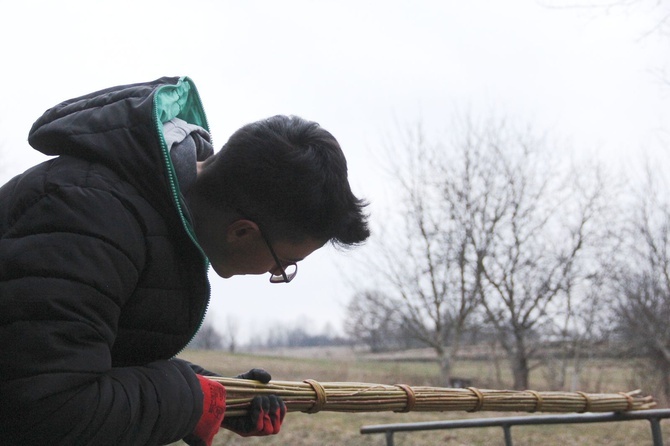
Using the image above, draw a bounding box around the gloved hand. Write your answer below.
[221,368,287,436]
[184,375,227,446]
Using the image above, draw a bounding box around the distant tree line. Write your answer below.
[189,318,350,352]
[246,322,350,349]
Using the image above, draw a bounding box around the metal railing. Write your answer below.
[360,409,670,446]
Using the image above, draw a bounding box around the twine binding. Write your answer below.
[577,391,592,413]
[528,390,543,412]
[394,384,416,413]
[467,387,485,412]
[619,392,634,412]
[303,379,327,414]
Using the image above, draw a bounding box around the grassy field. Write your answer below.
[170,349,669,445]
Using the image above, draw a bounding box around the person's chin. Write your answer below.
[210,264,234,278]
[211,263,266,279]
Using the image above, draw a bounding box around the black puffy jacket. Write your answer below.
[0,77,214,445]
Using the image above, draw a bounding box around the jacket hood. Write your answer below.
[28,76,210,222]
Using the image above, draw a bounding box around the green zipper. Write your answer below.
[152,76,212,352]
[153,76,211,259]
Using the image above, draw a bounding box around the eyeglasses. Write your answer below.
[258,227,298,283]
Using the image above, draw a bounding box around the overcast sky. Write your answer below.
[2,0,668,343]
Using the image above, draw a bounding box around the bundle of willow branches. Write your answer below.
[210,377,655,417]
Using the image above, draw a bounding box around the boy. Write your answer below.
[0,76,369,445]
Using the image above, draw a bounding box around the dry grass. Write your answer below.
[169,349,668,445]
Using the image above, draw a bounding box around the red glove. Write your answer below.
[221,369,287,437]
[185,375,227,446]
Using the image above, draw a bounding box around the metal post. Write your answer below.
[385,430,395,446]
[649,417,663,446]
[502,424,513,446]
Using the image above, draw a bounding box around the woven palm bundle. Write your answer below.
[210,377,656,417]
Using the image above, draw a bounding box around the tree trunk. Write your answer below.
[570,342,583,392]
[511,345,530,390]
[661,361,670,407]
[436,347,452,386]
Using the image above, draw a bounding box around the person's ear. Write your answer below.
[225,219,261,243]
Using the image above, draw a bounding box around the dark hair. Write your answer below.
[195,115,369,246]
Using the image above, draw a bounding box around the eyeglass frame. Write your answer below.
[257,225,298,284]
[225,205,298,283]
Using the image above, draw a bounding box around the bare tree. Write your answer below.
[361,114,609,389]
[541,269,613,391]
[188,319,224,350]
[612,161,670,403]
[357,118,504,385]
[544,0,670,85]
[221,314,240,353]
[344,290,405,352]
[469,119,609,390]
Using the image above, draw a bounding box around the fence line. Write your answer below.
[360,409,670,446]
